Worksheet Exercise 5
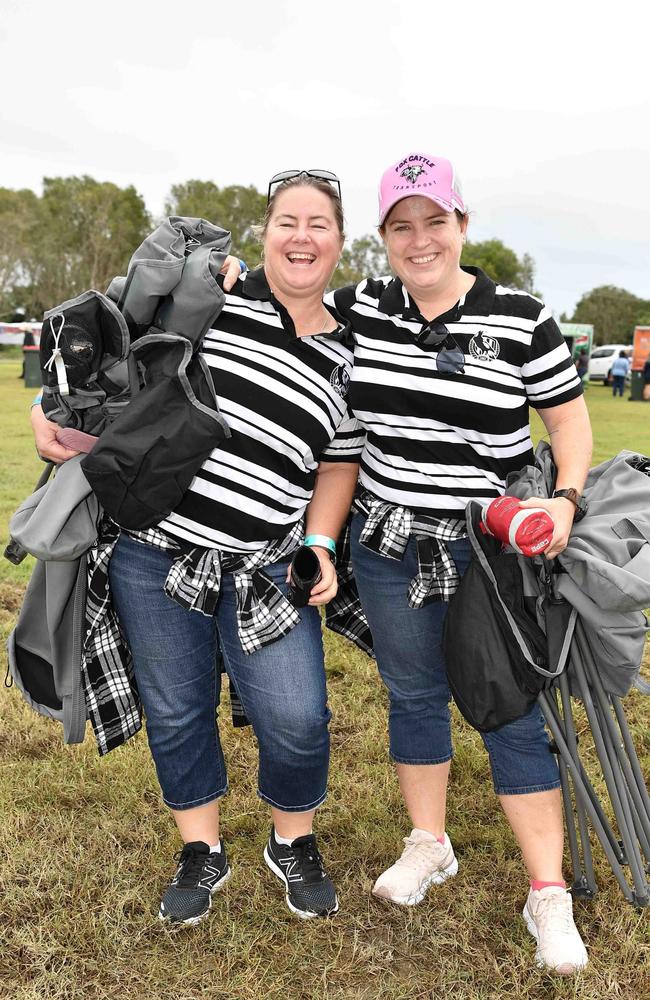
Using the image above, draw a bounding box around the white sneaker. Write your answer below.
[372,829,458,906]
[523,886,588,975]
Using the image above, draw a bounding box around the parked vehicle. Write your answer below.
[588,344,631,385]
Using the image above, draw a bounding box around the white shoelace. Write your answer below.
[398,835,447,871]
[533,891,574,935]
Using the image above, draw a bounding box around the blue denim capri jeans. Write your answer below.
[350,514,560,796]
[109,533,330,812]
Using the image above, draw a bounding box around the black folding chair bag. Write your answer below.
[443,501,555,732]
[40,290,133,436]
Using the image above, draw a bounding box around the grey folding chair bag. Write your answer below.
[506,443,650,905]
[507,444,650,696]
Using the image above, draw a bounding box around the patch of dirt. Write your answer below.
[0,580,26,614]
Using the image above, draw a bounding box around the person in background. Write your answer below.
[575,349,589,386]
[643,356,650,401]
[18,326,35,380]
[30,171,363,926]
[610,349,630,397]
[328,152,592,976]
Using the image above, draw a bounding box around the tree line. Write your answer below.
[1,175,646,344]
[563,287,650,346]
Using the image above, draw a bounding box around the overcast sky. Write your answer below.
[2,0,649,317]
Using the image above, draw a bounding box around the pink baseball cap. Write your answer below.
[378,152,466,225]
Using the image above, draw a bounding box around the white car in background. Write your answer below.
[588,344,631,385]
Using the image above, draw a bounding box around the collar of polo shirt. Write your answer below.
[240,266,274,301]
[376,265,496,323]
[240,266,355,347]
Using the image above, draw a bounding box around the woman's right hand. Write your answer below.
[219,255,244,292]
[30,404,79,463]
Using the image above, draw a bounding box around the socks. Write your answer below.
[531,879,566,892]
[208,842,222,854]
[274,830,312,846]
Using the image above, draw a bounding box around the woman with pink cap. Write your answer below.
[186,157,592,970]
[327,152,593,975]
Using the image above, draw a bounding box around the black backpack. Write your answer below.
[39,218,232,531]
[443,501,573,732]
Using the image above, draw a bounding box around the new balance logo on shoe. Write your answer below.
[278,855,303,883]
[198,859,228,890]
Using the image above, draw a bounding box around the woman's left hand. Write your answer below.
[285,546,338,605]
[518,496,576,560]
[307,547,338,605]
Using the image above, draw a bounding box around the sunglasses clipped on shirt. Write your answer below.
[267,169,342,203]
[416,321,465,375]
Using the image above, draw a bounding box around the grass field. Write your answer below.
[1,359,649,1000]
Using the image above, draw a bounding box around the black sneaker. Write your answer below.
[263,828,339,919]
[159,840,231,925]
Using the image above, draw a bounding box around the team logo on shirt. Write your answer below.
[400,165,426,184]
[469,331,500,362]
[330,364,351,398]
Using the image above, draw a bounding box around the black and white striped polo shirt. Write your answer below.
[329,266,582,518]
[158,268,363,551]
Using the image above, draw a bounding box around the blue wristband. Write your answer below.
[304,534,336,557]
[238,259,247,273]
[31,391,43,408]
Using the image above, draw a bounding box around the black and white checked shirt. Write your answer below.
[83,518,381,754]
[83,519,306,754]
[353,490,467,605]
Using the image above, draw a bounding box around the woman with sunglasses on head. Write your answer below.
[31,170,362,925]
[325,152,592,975]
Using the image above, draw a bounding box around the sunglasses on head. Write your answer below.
[267,169,342,203]
[417,321,465,375]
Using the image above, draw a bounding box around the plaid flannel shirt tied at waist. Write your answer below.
[353,491,468,606]
[82,518,306,756]
[128,520,306,655]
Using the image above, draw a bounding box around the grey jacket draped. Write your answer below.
[508,442,650,696]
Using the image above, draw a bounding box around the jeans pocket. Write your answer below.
[263,558,291,590]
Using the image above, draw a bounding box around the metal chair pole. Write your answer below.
[612,695,650,831]
[555,676,599,895]
[546,687,589,892]
[590,687,650,861]
[571,645,650,905]
[581,656,650,856]
[549,673,622,859]
[538,690,636,903]
[574,621,650,862]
